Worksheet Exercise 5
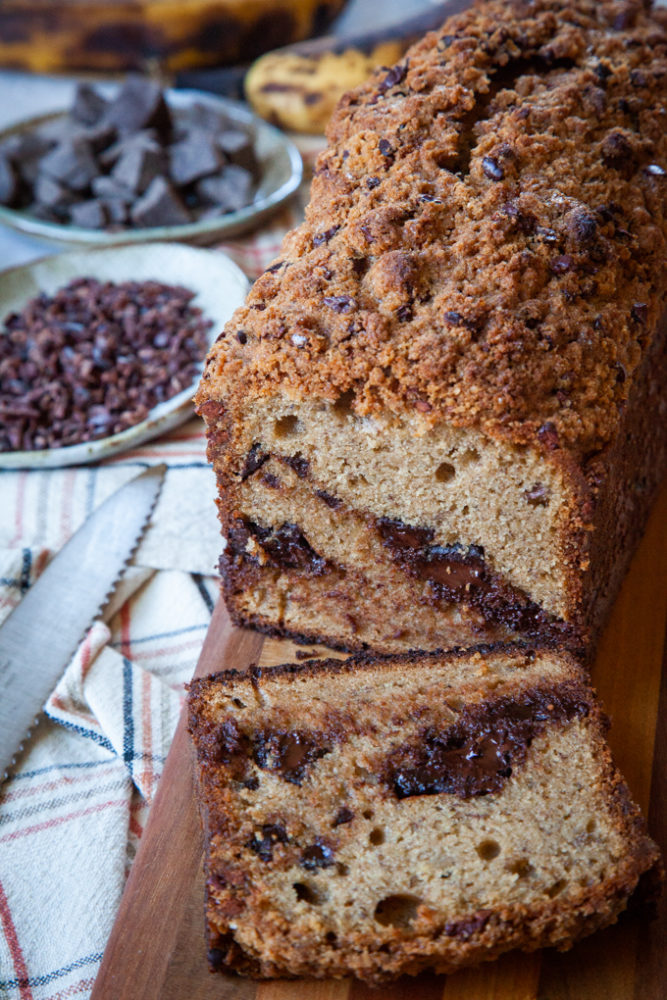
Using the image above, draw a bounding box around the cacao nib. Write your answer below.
[538,422,560,450]
[301,839,335,870]
[378,63,408,94]
[384,683,588,800]
[261,473,281,489]
[0,277,210,453]
[481,156,504,181]
[247,823,288,862]
[378,138,394,158]
[253,729,331,784]
[313,225,340,247]
[397,304,413,322]
[366,176,381,189]
[631,302,648,324]
[240,443,269,481]
[323,295,356,314]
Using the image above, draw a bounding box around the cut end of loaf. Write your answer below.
[188,646,661,982]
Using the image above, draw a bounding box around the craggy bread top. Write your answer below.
[198,0,667,456]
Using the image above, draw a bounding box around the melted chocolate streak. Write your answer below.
[376,517,564,635]
[385,684,589,800]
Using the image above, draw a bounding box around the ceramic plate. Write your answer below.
[0,243,249,468]
[0,90,302,248]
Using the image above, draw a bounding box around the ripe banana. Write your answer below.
[245,1,468,134]
[0,0,347,74]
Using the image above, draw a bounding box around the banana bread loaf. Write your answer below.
[196,0,667,655]
[187,645,661,982]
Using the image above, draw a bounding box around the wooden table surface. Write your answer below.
[91,484,666,1000]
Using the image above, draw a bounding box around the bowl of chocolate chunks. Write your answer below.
[0,76,302,247]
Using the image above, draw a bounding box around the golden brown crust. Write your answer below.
[197,0,667,457]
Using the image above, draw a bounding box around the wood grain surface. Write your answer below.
[91,484,666,1000]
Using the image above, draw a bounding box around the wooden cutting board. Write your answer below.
[91,483,666,1000]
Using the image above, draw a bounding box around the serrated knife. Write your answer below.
[0,463,165,781]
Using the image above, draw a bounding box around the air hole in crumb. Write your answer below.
[476,840,501,861]
[507,858,534,878]
[461,504,469,515]
[461,448,480,464]
[274,415,300,438]
[374,894,422,927]
[325,931,337,945]
[293,882,320,904]
[362,808,374,819]
[344,899,353,907]
[586,818,596,834]
[435,462,456,483]
[232,698,246,709]
[336,863,349,876]
[369,828,385,846]
[332,389,356,418]
[546,879,568,898]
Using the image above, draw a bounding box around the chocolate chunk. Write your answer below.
[248,823,288,862]
[567,210,598,245]
[111,143,164,194]
[195,165,254,214]
[316,490,342,509]
[0,155,20,206]
[39,138,98,192]
[70,82,108,126]
[377,517,434,551]
[131,176,191,228]
[169,128,224,187]
[301,839,335,870]
[332,807,354,827]
[69,199,110,229]
[482,156,504,180]
[217,129,257,175]
[104,75,172,138]
[378,138,394,158]
[445,910,492,940]
[240,443,269,481]
[385,683,589,800]
[366,176,380,189]
[323,295,356,314]
[253,728,331,784]
[98,129,159,169]
[550,255,573,274]
[283,453,309,478]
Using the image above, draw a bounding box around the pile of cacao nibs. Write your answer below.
[0,76,259,230]
[0,276,212,451]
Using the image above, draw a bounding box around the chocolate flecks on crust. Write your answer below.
[198,0,667,455]
[253,728,333,785]
[384,683,589,800]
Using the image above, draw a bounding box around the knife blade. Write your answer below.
[0,464,165,780]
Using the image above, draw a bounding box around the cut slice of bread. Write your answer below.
[187,644,661,983]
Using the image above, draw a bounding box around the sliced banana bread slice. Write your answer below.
[187,645,661,983]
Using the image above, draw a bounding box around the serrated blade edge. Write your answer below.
[0,464,165,781]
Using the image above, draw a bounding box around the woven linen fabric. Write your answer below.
[0,139,323,1000]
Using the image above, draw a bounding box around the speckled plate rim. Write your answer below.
[0,90,303,247]
[0,242,249,469]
